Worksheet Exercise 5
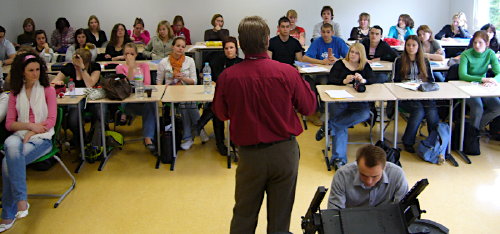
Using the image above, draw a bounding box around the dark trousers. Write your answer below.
[230,138,299,234]
[198,103,225,146]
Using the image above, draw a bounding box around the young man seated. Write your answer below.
[328,145,408,209]
[267,16,303,66]
[360,25,398,83]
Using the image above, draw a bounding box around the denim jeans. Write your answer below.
[433,72,445,82]
[399,100,439,146]
[2,135,52,219]
[124,103,157,139]
[328,102,370,163]
[466,97,500,129]
[179,102,200,140]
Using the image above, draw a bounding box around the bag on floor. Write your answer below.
[159,114,183,164]
[417,123,450,164]
[489,116,500,141]
[375,140,402,167]
[451,121,480,155]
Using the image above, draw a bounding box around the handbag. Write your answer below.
[375,140,402,167]
[84,87,106,100]
[102,74,132,100]
[418,82,440,92]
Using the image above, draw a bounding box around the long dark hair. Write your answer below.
[480,23,498,50]
[55,17,70,32]
[400,35,428,81]
[10,53,50,95]
[109,23,131,47]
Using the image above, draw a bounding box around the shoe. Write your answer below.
[217,143,228,156]
[200,129,209,143]
[144,142,156,154]
[331,158,345,171]
[404,144,415,153]
[180,140,194,150]
[15,203,29,219]
[0,219,15,233]
[315,125,325,141]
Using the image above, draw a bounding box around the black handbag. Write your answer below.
[418,82,440,92]
[375,140,402,167]
[102,74,132,100]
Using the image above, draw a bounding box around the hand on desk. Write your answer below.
[51,80,65,87]
[481,78,498,87]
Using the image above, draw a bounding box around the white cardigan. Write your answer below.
[156,56,197,85]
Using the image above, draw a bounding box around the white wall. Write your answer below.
[3,0,472,46]
[449,0,476,31]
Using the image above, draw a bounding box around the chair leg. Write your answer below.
[369,112,375,145]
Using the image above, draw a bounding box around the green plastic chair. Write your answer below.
[28,107,76,208]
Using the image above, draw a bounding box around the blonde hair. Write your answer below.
[75,48,91,70]
[344,43,367,70]
[452,12,467,30]
[87,15,100,31]
[358,12,370,25]
[286,9,298,18]
[157,20,174,40]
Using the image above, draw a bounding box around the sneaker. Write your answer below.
[404,144,415,153]
[331,158,345,171]
[180,140,194,150]
[315,125,325,141]
[200,129,209,143]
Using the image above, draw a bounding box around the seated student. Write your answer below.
[50,17,75,53]
[268,16,303,66]
[312,6,341,40]
[204,14,230,41]
[387,14,416,42]
[459,31,500,130]
[52,48,101,147]
[157,37,201,150]
[128,18,150,45]
[393,35,439,153]
[361,26,398,63]
[417,25,445,82]
[435,12,470,40]
[16,18,36,47]
[0,53,57,232]
[33,30,56,63]
[103,23,132,61]
[172,15,192,45]
[325,43,378,170]
[115,42,156,153]
[84,15,107,48]
[285,9,306,46]
[65,28,97,62]
[328,145,408,209]
[477,24,499,53]
[349,12,371,41]
[197,37,242,155]
[303,23,348,65]
[0,26,16,65]
[143,20,174,60]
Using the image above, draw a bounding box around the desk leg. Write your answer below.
[446,100,459,167]
[393,101,399,149]
[324,103,331,171]
[456,99,471,164]
[98,103,109,171]
[155,102,161,169]
[170,102,176,171]
[227,120,231,169]
[75,101,85,173]
[380,101,385,142]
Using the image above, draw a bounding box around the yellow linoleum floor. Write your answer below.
[8,117,500,234]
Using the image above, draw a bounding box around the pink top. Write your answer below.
[127,30,151,44]
[6,86,57,131]
[116,63,151,85]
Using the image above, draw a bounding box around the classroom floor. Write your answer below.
[8,115,500,234]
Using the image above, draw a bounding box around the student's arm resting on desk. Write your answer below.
[328,170,347,209]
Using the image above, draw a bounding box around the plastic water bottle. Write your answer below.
[202,62,212,94]
[134,67,144,98]
[68,78,76,98]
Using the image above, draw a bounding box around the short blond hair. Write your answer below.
[157,20,174,40]
[344,43,368,70]
[238,16,270,54]
[286,9,297,18]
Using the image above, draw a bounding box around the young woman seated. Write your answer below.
[65,28,97,62]
[417,25,445,81]
[103,23,132,61]
[349,12,370,41]
[33,30,55,63]
[128,18,150,45]
[143,20,174,60]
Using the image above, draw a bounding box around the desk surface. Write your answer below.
[57,95,85,105]
[437,38,470,47]
[162,85,214,102]
[449,80,500,97]
[87,85,166,104]
[298,60,449,74]
[317,84,396,102]
[384,82,469,100]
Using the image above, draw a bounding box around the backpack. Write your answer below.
[417,123,450,164]
[159,115,183,164]
[375,140,402,167]
[451,121,481,155]
[489,116,500,141]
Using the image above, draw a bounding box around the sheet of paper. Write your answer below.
[64,88,86,96]
[395,82,420,91]
[370,62,383,67]
[301,66,329,73]
[325,90,354,99]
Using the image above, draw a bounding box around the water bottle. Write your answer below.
[134,67,144,98]
[68,78,76,98]
[202,62,212,94]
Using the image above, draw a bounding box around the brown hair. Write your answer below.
[22,18,35,32]
[223,36,239,56]
[87,15,101,31]
[133,17,145,27]
[321,23,334,31]
[9,52,50,95]
[211,14,223,27]
[238,16,270,54]
[157,20,174,41]
[75,48,92,71]
[399,14,414,29]
[472,30,490,46]
[417,25,435,42]
[172,36,186,46]
[356,145,386,168]
[124,42,138,53]
[358,12,370,25]
[109,23,131,47]
[400,35,428,80]
[173,15,185,26]
[321,6,334,19]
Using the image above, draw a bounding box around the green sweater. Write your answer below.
[458,48,500,82]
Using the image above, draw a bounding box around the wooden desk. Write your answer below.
[317,84,396,170]
[87,85,166,171]
[384,82,470,166]
[57,95,86,173]
[449,80,500,163]
[97,45,145,54]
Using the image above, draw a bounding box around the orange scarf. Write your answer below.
[169,54,185,75]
